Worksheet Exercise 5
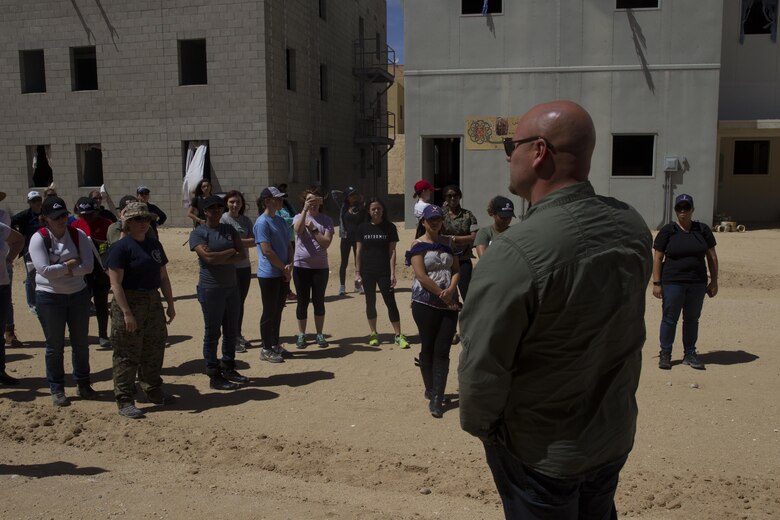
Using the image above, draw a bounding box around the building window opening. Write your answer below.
[741,0,777,40]
[77,144,103,187]
[179,39,208,85]
[319,0,326,20]
[733,140,770,175]
[20,50,46,94]
[462,0,502,15]
[286,48,296,91]
[319,64,328,101]
[71,46,98,91]
[27,145,53,187]
[611,135,655,176]
[616,0,659,9]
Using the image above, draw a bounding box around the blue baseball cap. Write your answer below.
[421,204,444,220]
[674,194,694,208]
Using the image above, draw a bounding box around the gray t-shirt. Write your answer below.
[189,223,239,288]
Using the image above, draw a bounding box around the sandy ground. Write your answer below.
[1,223,779,520]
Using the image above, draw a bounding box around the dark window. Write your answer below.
[319,64,328,101]
[179,39,207,85]
[318,147,329,187]
[19,50,46,93]
[71,46,98,91]
[612,135,655,176]
[462,0,502,15]
[743,2,772,35]
[77,144,103,187]
[319,0,326,20]
[733,140,770,175]
[616,0,659,8]
[182,141,212,180]
[27,145,53,187]
[286,48,296,91]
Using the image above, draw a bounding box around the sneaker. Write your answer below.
[658,351,672,370]
[682,352,705,370]
[4,326,21,347]
[338,285,346,296]
[260,347,284,363]
[118,404,145,419]
[99,337,112,349]
[76,383,99,399]
[0,371,20,386]
[286,291,297,301]
[316,334,329,348]
[295,333,307,349]
[394,334,410,349]
[222,368,249,383]
[209,375,240,390]
[273,344,293,359]
[29,306,37,316]
[52,392,69,407]
[235,339,248,353]
[358,284,364,295]
[239,335,251,349]
[368,331,379,347]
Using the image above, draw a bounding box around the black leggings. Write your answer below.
[86,269,110,338]
[339,238,356,285]
[411,302,457,367]
[458,259,473,302]
[293,267,329,320]
[362,273,400,322]
[258,277,286,347]
[235,266,251,336]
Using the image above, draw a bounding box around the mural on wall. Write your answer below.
[465,116,521,150]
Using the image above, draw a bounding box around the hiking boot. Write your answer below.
[0,371,20,386]
[4,325,21,347]
[76,383,99,399]
[273,344,293,359]
[658,351,672,370]
[209,374,240,390]
[222,368,249,384]
[338,285,346,296]
[295,333,307,349]
[395,334,409,349]
[118,404,145,419]
[682,352,705,370]
[260,347,284,363]
[52,392,69,407]
[316,334,329,348]
[368,331,379,347]
[99,337,112,349]
[429,397,444,419]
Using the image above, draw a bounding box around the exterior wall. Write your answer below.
[387,64,404,134]
[0,0,389,224]
[404,0,723,229]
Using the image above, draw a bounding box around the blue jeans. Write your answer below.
[196,285,239,374]
[0,284,10,371]
[484,442,626,519]
[25,266,37,312]
[660,283,707,355]
[36,287,92,393]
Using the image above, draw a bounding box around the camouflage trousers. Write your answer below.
[111,290,167,408]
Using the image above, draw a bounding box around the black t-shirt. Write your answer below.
[341,204,367,239]
[653,221,716,284]
[106,235,169,290]
[357,221,399,276]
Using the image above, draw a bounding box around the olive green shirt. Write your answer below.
[459,181,652,478]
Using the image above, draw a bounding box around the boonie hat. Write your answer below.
[202,194,226,209]
[674,194,694,208]
[421,204,444,220]
[414,180,438,196]
[491,196,516,218]
[123,202,158,222]
[27,190,42,201]
[260,186,288,199]
[75,197,97,215]
[136,185,150,194]
[42,197,68,219]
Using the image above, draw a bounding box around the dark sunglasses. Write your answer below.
[675,204,692,212]
[503,136,556,157]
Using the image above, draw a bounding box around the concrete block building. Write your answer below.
[403,0,780,228]
[0,0,394,225]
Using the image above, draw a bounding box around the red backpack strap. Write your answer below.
[37,226,80,254]
[67,226,81,253]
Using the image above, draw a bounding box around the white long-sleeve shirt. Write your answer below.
[29,226,93,294]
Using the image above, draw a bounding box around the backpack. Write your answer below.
[38,226,81,254]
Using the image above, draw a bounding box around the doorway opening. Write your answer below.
[421,137,461,206]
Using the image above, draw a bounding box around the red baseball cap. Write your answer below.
[414,180,438,195]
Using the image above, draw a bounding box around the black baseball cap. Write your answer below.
[42,197,69,219]
[75,197,97,215]
[202,195,226,209]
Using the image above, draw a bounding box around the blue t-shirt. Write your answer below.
[106,236,168,290]
[254,213,290,278]
[189,223,239,288]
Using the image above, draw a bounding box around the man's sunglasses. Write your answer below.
[503,136,556,157]
[675,204,692,212]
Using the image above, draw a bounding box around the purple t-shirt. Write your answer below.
[293,213,334,269]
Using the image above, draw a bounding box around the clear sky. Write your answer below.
[387,0,404,64]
